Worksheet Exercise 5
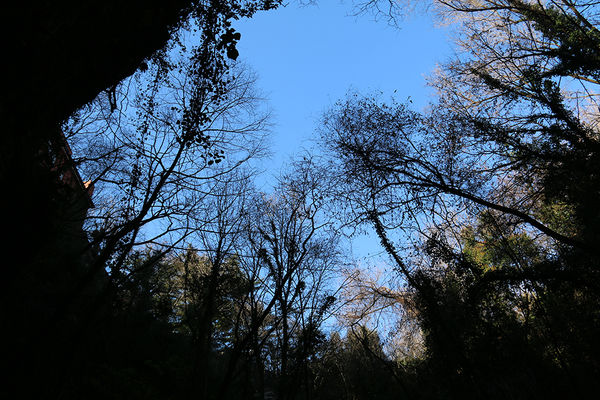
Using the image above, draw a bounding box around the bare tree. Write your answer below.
[63,28,271,287]
[210,159,341,399]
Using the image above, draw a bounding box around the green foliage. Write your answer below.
[460,212,543,271]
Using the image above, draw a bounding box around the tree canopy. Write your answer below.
[4,1,600,399]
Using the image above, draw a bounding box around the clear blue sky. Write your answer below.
[232,1,453,261]
[233,1,453,186]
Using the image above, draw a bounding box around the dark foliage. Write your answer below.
[5,1,600,399]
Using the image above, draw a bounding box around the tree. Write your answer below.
[107,160,344,400]
[2,0,282,283]
[2,2,282,398]
[61,46,270,316]
[312,327,408,400]
[319,1,600,397]
[206,160,341,399]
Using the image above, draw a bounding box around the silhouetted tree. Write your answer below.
[1,2,281,398]
[319,1,600,397]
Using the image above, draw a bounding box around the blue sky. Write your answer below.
[232,1,454,261]
[233,1,453,187]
